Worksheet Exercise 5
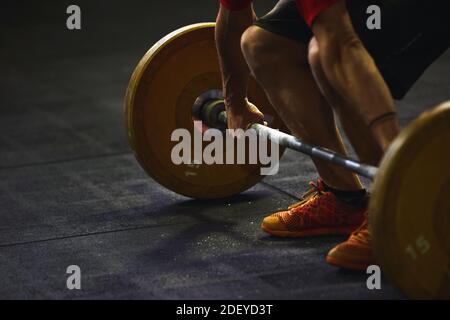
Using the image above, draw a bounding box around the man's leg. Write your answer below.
[308,37,383,165]
[306,0,449,270]
[310,0,401,153]
[240,25,362,190]
[303,0,402,269]
[241,25,367,238]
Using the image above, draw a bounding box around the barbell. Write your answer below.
[124,23,450,299]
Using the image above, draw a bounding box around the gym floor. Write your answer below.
[1,1,448,299]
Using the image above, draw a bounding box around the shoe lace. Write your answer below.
[288,180,326,211]
[351,217,370,242]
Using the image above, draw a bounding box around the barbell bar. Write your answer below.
[206,103,379,180]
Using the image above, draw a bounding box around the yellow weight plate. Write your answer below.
[125,23,286,199]
[370,101,450,299]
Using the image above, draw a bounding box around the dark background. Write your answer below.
[0,1,448,299]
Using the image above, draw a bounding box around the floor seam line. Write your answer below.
[0,221,192,248]
[0,151,133,170]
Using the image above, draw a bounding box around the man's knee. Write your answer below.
[241,26,269,69]
[241,26,285,77]
[307,37,321,74]
[307,37,338,103]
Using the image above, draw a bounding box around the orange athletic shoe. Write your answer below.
[261,180,366,237]
[326,217,376,270]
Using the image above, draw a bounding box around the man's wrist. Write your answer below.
[224,96,248,112]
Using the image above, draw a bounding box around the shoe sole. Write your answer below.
[261,224,356,238]
[326,255,373,271]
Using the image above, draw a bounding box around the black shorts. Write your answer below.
[254,0,449,99]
